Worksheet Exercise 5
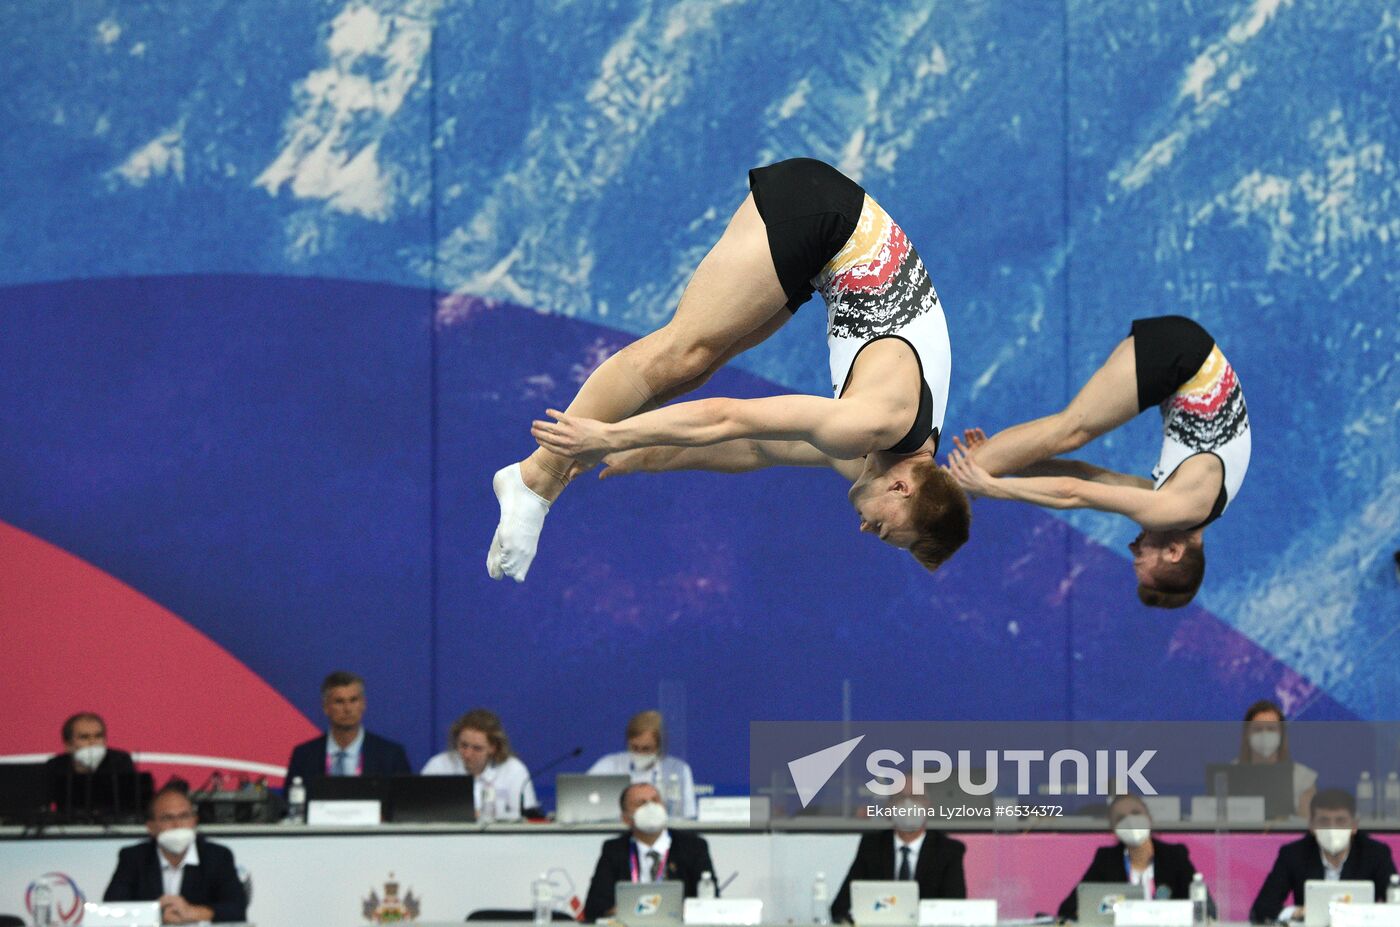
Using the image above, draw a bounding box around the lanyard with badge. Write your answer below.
[1123,852,1155,899]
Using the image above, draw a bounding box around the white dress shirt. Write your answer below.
[632,830,674,882]
[893,831,925,879]
[159,839,200,897]
[588,753,697,818]
[325,727,365,776]
[419,753,537,819]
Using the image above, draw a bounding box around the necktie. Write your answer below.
[647,850,661,881]
[898,846,911,881]
[334,750,348,776]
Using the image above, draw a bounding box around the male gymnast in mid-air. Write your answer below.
[946,316,1250,607]
[488,158,969,582]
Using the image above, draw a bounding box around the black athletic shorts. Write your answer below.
[748,158,866,311]
[1130,315,1216,412]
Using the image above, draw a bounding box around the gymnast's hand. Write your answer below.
[946,441,997,498]
[959,427,988,451]
[532,409,615,462]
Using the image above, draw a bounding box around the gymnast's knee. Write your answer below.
[626,331,722,391]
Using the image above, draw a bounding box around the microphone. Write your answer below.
[520,746,584,819]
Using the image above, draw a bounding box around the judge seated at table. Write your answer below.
[45,711,136,779]
[582,783,716,922]
[830,788,966,923]
[285,670,411,781]
[1249,787,1397,923]
[103,780,248,924]
[1057,794,1211,921]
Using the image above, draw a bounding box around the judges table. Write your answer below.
[4,821,1399,927]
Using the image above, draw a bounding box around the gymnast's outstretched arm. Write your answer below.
[597,440,865,480]
[531,394,897,463]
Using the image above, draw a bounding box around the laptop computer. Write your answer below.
[1076,882,1148,926]
[556,773,630,824]
[388,775,474,823]
[616,881,684,927]
[1204,763,1296,819]
[1303,880,1374,927]
[850,881,920,927]
[0,763,50,823]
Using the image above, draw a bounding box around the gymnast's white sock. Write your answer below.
[487,463,550,582]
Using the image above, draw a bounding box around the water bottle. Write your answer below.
[1357,771,1375,820]
[698,871,716,899]
[666,772,682,817]
[812,871,831,926]
[1387,874,1400,905]
[31,879,53,927]
[480,781,497,824]
[286,776,306,824]
[532,872,553,926]
[1189,873,1209,926]
[1383,772,1400,821]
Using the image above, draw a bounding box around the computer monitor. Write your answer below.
[0,763,50,823]
[50,770,154,823]
[388,775,474,823]
[1205,762,1296,819]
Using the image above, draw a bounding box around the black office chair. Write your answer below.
[465,910,577,922]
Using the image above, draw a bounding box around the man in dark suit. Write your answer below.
[104,781,247,923]
[1250,788,1397,923]
[831,791,966,924]
[583,783,717,922]
[45,712,136,777]
[285,671,411,783]
[1058,794,1211,921]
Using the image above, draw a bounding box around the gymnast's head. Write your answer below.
[1131,528,1205,608]
[849,450,970,571]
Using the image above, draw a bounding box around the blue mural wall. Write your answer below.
[2,0,1397,793]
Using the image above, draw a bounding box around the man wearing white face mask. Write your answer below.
[582,783,716,922]
[831,791,966,923]
[44,712,136,778]
[1250,788,1397,923]
[588,710,697,818]
[1058,794,1210,921]
[103,781,248,923]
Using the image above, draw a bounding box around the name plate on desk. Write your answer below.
[697,796,768,824]
[83,901,161,925]
[307,799,381,825]
[919,899,997,926]
[1189,794,1265,822]
[1332,905,1400,927]
[1113,900,1192,926]
[683,898,763,925]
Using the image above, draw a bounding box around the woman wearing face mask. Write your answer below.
[1236,700,1318,819]
[587,711,697,819]
[1057,794,1212,921]
[421,709,537,820]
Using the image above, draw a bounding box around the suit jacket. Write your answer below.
[285,730,411,784]
[103,836,247,923]
[1249,832,1397,924]
[1057,839,1209,921]
[583,831,716,922]
[831,830,967,923]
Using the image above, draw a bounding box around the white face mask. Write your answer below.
[73,744,107,771]
[1114,813,1152,848]
[156,827,196,857]
[1315,828,1352,856]
[629,751,658,771]
[890,800,926,833]
[632,801,668,835]
[1249,730,1282,759]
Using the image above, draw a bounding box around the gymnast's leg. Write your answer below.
[970,336,1141,476]
[488,194,789,581]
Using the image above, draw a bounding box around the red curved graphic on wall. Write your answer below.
[0,520,317,786]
